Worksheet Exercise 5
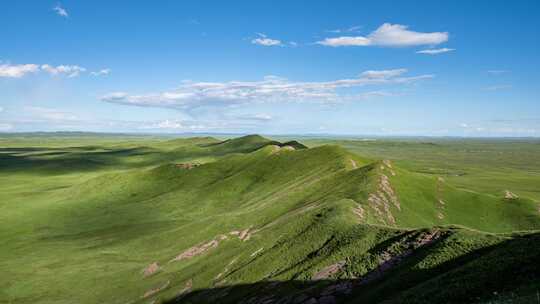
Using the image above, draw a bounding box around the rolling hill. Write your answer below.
[0,135,539,304]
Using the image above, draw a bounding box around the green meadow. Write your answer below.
[1,133,539,304]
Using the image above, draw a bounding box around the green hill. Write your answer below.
[0,135,538,304]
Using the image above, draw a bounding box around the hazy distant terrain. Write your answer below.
[1,134,539,304]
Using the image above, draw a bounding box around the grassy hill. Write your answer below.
[0,134,538,304]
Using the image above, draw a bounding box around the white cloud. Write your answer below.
[251,33,282,46]
[361,69,407,79]
[41,64,86,77]
[101,69,433,110]
[144,119,184,129]
[416,48,455,55]
[317,23,448,47]
[317,36,371,47]
[90,68,111,76]
[0,62,90,78]
[235,113,273,121]
[0,107,3,112]
[0,63,40,78]
[252,38,282,46]
[53,4,68,17]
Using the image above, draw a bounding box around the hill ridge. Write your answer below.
[2,135,539,304]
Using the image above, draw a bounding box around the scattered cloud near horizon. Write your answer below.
[101,69,433,111]
[0,104,276,133]
[416,48,455,55]
[317,23,448,47]
[0,62,110,78]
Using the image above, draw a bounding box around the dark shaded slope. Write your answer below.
[166,231,540,304]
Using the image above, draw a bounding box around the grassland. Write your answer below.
[0,133,539,304]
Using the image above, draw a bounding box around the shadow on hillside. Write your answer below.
[164,233,540,304]
[0,146,160,174]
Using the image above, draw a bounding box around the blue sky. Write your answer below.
[1,0,539,136]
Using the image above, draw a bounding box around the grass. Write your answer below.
[0,133,538,304]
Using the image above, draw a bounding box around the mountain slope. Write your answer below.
[1,135,538,304]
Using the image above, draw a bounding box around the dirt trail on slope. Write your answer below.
[171,239,220,262]
[230,227,255,241]
[170,227,255,264]
[312,261,346,280]
[435,176,446,220]
[175,162,200,169]
[381,159,396,176]
[504,190,519,199]
[366,169,401,225]
[142,280,170,299]
[142,262,160,278]
[353,204,365,220]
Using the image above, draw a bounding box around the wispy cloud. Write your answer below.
[325,25,362,34]
[53,4,68,17]
[317,23,448,47]
[90,68,111,76]
[416,48,455,55]
[0,63,40,78]
[251,33,282,46]
[234,113,273,121]
[360,69,407,79]
[139,119,207,130]
[3,105,275,133]
[101,69,433,111]
[41,64,86,77]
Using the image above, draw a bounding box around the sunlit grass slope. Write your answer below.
[0,134,538,304]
